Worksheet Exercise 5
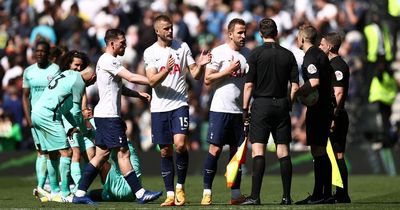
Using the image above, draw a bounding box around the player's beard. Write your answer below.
[161,34,173,44]
[235,39,245,48]
[117,47,126,56]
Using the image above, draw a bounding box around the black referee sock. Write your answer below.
[279,156,292,199]
[161,156,175,192]
[312,156,324,198]
[336,158,349,195]
[203,152,219,189]
[321,155,332,197]
[250,155,265,200]
[78,162,99,192]
[176,150,189,185]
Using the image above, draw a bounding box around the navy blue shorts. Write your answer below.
[207,112,244,147]
[94,117,128,149]
[151,106,189,145]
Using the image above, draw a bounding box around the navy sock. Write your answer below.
[203,152,219,189]
[176,150,188,185]
[251,155,265,200]
[78,163,98,192]
[279,156,292,198]
[124,170,142,194]
[161,156,175,192]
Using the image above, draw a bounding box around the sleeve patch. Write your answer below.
[335,71,343,81]
[307,64,317,74]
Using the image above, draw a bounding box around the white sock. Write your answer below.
[135,188,145,199]
[75,190,86,197]
[167,191,175,197]
[176,183,183,189]
[203,189,211,195]
[231,189,241,199]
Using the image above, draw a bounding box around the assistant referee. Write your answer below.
[295,24,335,205]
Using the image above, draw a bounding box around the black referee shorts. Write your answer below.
[249,97,291,145]
[329,110,349,153]
[305,105,333,147]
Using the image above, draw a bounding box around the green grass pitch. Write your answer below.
[1,175,400,209]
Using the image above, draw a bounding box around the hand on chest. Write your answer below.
[156,49,183,75]
[221,54,247,78]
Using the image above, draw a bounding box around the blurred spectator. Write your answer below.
[184,0,207,10]
[2,84,23,127]
[150,0,176,13]
[196,20,217,53]
[0,111,22,152]
[2,55,24,88]
[29,18,57,45]
[312,0,339,34]
[201,0,226,40]
[59,2,83,40]
[266,1,293,39]
[338,0,367,33]
[172,9,193,46]
[225,0,253,27]
[136,9,157,58]
[119,25,139,70]
[385,0,400,60]
[293,0,314,28]
[368,56,399,175]
[14,11,32,43]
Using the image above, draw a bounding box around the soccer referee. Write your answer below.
[295,24,335,205]
[242,18,299,205]
[319,32,351,203]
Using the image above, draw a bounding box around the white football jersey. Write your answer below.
[94,53,124,118]
[207,44,249,113]
[144,40,195,112]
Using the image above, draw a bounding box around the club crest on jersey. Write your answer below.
[112,60,119,67]
[307,64,317,74]
[335,71,343,81]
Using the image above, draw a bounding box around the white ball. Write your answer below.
[298,90,319,106]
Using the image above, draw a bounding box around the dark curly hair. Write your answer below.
[59,50,90,71]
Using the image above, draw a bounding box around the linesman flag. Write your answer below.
[326,138,343,188]
[225,136,248,188]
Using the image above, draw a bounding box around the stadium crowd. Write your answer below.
[0,0,399,174]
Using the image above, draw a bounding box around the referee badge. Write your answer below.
[307,64,317,74]
[335,71,343,81]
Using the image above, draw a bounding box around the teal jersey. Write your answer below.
[22,63,60,106]
[32,70,86,129]
[102,142,142,201]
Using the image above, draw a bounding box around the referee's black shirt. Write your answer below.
[301,46,333,106]
[330,56,349,110]
[246,42,299,98]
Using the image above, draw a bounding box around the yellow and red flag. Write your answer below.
[225,137,248,187]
